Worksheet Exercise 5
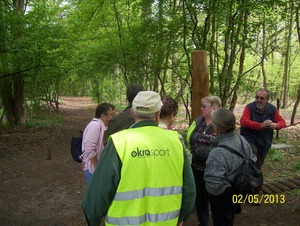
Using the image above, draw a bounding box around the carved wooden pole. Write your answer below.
[191,50,209,123]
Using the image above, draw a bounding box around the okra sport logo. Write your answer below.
[131,147,170,158]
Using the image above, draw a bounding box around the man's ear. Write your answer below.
[100,113,105,119]
[155,110,161,123]
[130,108,135,119]
[213,124,220,135]
[170,111,175,120]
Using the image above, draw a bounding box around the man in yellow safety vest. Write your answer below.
[82,91,196,226]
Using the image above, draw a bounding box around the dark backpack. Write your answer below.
[218,136,263,196]
[71,131,84,163]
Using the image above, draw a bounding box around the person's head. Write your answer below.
[160,95,178,125]
[211,108,236,135]
[201,95,222,119]
[255,88,270,110]
[126,84,144,104]
[131,91,163,122]
[95,103,116,127]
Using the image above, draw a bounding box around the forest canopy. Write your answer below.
[0,0,300,125]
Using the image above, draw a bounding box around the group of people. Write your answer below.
[80,86,286,226]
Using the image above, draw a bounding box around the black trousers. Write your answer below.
[209,186,238,226]
[248,142,267,169]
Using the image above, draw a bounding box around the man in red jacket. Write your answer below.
[240,88,286,168]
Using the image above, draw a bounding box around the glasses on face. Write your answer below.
[255,96,265,101]
[106,113,115,117]
[201,105,210,109]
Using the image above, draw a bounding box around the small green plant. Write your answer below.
[24,121,49,128]
[267,148,285,162]
[22,108,65,128]
[287,189,300,196]
[293,161,300,170]
[0,122,12,129]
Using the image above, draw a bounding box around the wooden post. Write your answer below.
[191,50,209,123]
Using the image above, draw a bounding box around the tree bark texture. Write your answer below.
[0,0,26,125]
[230,3,248,111]
[191,50,209,123]
[291,83,300,125]
[281,0,294,109]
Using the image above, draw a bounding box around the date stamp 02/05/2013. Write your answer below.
[232,194,285,204]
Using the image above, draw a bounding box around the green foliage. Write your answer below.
[1,0,300,126]
[0,122,13,129]
[24,107,64,128]
[294,161,300,171]
[113,103,128,110]
[267,148,285,162]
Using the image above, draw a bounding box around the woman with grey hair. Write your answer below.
[204,108,256,226]
[186,95,221,226]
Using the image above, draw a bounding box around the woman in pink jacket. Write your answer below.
[82,103,115,184]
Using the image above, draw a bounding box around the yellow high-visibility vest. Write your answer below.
[105,125,184,226]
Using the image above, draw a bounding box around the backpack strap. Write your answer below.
[92,119,102,132]
[82,119,101,140]
[217,144,245,159]
[217,139,246,185]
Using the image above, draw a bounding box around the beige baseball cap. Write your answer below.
[132,91,163,114]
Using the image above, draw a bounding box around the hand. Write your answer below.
[268,122,278,130]
[261,119,272,128]
[90,156,98,168]
[177,222,184,226]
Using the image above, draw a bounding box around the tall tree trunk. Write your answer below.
[0,0,26,125]
[153,0,165,93]
[14,0,26,124]
[221,1,243,106]
[209,15,216,92]
[113,0,128,85]
[14,77,26,124]
[290,4,300,125]
[243,69,261,104]
[291,83,300,124]
[261,20,267,89]
[296,4,300,45]
[230,5,248,111]
[0,79,15,124]
[281,0,294,109]
[171,53,178,96]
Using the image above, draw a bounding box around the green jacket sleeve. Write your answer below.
[178,145,196,222]
[82,140,122,226]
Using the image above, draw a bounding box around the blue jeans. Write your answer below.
[193,169,209,226]
[83,169,93,184]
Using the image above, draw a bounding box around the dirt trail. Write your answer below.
[0,97,299,226]
[0,97,91,226]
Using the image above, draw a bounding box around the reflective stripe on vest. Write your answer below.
[105,209,181,225]
[106,126,184,226]
[113,186,183,201]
